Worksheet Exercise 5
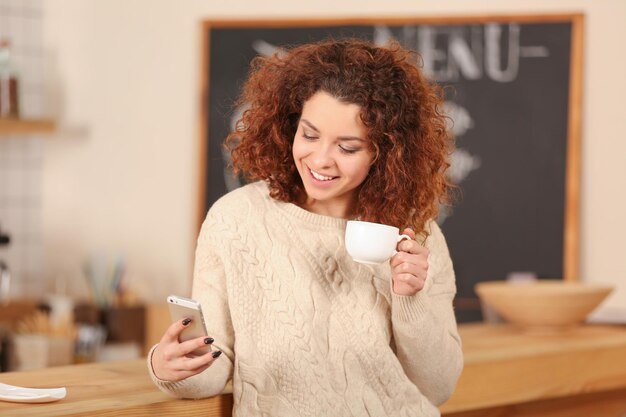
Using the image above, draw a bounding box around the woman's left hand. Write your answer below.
[390,228,429,296]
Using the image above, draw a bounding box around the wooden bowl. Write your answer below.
[475,280,613,333]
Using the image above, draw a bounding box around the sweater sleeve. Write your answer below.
[390,221,463,406]
[147,211,235,399]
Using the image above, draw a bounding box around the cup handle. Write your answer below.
[392,234,412,257]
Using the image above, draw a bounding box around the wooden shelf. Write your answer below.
[0,118,56,135]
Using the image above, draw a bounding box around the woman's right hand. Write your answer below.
[151,318,221,382]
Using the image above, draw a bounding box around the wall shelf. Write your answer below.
[0,118,56,135]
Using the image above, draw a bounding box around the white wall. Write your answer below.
[0,0,47,298]
[41,0,626,319]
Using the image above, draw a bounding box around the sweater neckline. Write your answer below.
[253,180,348,229]
[277,200,348,229]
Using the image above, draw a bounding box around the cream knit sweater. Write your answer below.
[149,181,463,417]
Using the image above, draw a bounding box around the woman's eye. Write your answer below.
[303,133,318,140]
[339,146,359,154]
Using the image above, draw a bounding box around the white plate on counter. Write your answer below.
[0,382,66,403]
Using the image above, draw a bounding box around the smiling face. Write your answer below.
[292,90,375,218]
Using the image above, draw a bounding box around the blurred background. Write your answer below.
[0,0,624,371]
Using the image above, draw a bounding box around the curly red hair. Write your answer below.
[225,38,453,234]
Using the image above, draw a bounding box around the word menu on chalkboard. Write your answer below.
[199,15,583,322]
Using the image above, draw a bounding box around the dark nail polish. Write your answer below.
[211,351,222,359]
[182,318,191,326]
[204,337,214,345]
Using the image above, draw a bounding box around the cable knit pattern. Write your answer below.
[148,181,463,417]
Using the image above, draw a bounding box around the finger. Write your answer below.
[392,260,428,281]
[402,228,417,240]
[181,350,220,371]
[397,239,429,255]
[390,250,427,268]
[179,335,215,356]
[396,228,416,253]
[394,273,426,291]
[391,258,417,274]
[161,317,193,344]
[175,363,213,381]
[390,251,411,268]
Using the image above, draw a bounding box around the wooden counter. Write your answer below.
[1,324,625,416]
[442,323,626,417]
[0,359,233,416]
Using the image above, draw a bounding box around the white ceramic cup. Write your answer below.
[345,220,412,264]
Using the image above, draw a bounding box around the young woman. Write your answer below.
[149,38,463,417]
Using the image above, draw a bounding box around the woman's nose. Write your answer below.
[311,142,334,168]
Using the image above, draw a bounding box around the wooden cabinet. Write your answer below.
[0,300,40,330]
[0,118,55,135]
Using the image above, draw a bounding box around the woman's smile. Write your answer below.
[308,166,338,182]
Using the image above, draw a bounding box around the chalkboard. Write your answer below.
[198,15,583,322]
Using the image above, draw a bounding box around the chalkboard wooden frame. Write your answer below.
[197,14,584,319]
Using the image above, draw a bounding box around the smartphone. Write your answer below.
[167,295,211,355]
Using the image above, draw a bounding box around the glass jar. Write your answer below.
[0,39,20,118]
